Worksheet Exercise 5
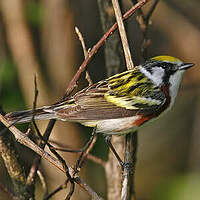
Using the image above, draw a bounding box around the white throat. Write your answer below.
[168,70,184,109]
[138,65,185,109]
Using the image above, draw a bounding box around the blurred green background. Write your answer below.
[0,0,200,199]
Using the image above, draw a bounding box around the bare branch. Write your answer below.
[64,0,150,98]
[0,113,34,199]
[133,0,160,59]
[74,128,97,172]
[74,176,104,200]
[75,27,93,85]
[121,133,137,200]
[43,179,69,200]
[111,0,134,69]
[50,142,106,168]
[0,114,64,172]
[37,170,48,197]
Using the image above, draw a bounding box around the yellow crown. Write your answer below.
[151,55,182,63]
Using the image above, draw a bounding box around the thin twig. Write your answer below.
[49,140,106,167]
[26,120,56,185]
[27,77,49,186]
[64,0,150,98]
[75,27,93,85]
[74,127,97,172]
[65,181,75,200]
[133,0,160,60]
[111,0,134,70]
[0,114,64,172]
[74,176,104,200]
[46,141,72,181]
[43,179,69,200]
[44,139,75,199]
[145,0,160,23]
[37,170,48,197]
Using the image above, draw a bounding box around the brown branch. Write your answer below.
[133,0,160,60]
[43,179,69,200]
[74,176,104,200]
[37,170,48,197]
[74,128,97,172]
[0,132,33,199]
[64,0,150,98]
[75,27,93,85]
[121,133,137,200]
[0,115,105,199]
[0,114,64,173]
[0,2,150,199]
[26,79,56,187]
[97,1,124,199]
[111,0,134,69]
[109,1,139,199]
[0,112,34,199]
[26,120,56,185]
[105,136,124,199]
[49,141,106,168]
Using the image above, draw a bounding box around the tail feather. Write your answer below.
[5,107,56,124]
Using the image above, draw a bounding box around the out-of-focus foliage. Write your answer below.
[152,174,200,200]
[0,59,25,111]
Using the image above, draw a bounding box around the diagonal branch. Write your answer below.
[0,114,64,172]
[111,0,134,69]
[64,0,150,98]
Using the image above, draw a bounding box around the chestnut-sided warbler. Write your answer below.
[6,56,194,135]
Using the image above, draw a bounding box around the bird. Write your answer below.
[6,55,194,135]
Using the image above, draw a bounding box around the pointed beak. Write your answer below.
[179,63,194,70]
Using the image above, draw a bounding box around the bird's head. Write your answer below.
[139,55,194,88]
[138,55,194,107]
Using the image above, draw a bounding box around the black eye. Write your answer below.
[162,63,177,74]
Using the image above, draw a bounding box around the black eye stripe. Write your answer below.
[144,61,177,74]
[142,61,178,84]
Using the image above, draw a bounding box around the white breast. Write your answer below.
[168,70,184,109]
[82,115,140,135]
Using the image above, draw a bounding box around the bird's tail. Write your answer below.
[5,106,56,124]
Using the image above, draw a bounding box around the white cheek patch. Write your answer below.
[139,66,165,86]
